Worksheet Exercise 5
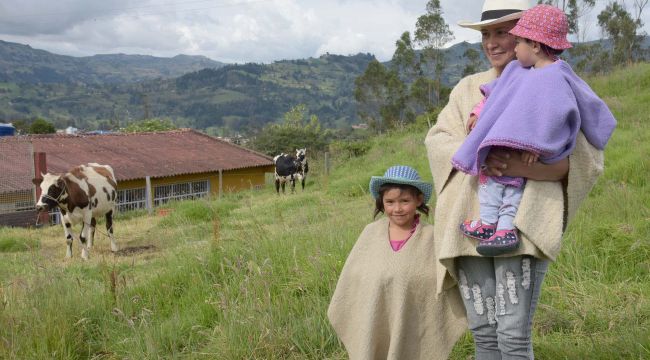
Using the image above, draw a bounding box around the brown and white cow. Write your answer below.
[34,163,118,260]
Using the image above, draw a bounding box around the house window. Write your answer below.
[154,180,209,206]
[116,188,147,212]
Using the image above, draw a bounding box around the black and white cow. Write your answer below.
[294,148,309,190]
[273,148,309,194]
[34,163,118,260]
[273,153,297,194]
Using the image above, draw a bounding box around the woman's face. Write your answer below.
[481,20,518,74]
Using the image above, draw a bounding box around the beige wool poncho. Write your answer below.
[328,217,467,360]
[425,68,605,293]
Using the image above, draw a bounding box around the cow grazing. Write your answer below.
[34,163,118,260]
[273,149,309,194]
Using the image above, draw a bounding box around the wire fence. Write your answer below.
[0,138,37,227]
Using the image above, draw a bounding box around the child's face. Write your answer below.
[514,36,537,67]
[382,188,423,230]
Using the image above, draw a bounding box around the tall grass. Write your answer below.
[0,63,649,359]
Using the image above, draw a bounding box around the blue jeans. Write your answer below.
[479,177,524,231]
[456,256,549,359]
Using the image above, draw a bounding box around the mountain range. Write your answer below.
[0,38,647,134]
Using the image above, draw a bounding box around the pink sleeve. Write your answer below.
[470,96,487,118]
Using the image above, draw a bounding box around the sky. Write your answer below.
[0,0,648,64]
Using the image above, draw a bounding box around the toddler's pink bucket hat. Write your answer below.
[509,4,572,50]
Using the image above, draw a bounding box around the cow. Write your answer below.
[294,148,309,190]
[273,148,309,194]
[34,163,118,260]
[273,153,297,194]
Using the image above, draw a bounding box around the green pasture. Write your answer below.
[0,63,648,359]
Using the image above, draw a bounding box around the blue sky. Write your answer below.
[0,0,647,63]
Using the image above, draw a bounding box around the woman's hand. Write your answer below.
[483,148,569,181]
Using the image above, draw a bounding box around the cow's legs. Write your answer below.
[281,181,286,194]
[62,220,74,258]
[301,177,306,190]
[275,179,280,194]
[79,212,92,260]
[291,176,296,194]
[88,217,97,249]
[106,210,118,252]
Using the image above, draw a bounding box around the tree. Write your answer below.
[250,104,328,156]
[414,0,454,107]
[354,60,406,132]
[391,31,420,79]
[29,118,56,134]
[597,1,646,65]
[123,118,177,133]
[461,48,483,77]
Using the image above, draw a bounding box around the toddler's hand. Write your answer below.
[521,151,539,166]
[467,114,478,133]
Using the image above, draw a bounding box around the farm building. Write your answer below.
[0,129,275,227]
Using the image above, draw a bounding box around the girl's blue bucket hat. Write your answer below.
[369,165,432,203]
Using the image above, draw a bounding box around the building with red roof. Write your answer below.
[0,129,274,227]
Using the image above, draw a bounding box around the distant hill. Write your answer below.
[0,40,227,84]
[0,52,376,131]
[0,38,647,134]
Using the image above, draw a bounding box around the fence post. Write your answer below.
[33,152,50,225]
[218,169,223,199]
[145,176,153,214]
[324,152,330,176]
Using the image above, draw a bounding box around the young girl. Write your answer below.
[328,165,466,359]
[452,4,617,256]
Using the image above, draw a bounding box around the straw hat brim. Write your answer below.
[369,176,433,203]
[458,11,523,30]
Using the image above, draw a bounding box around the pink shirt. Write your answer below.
[389,214,420,252]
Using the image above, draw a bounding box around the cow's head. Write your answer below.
[33,173,66,212]
[295,148,306,162]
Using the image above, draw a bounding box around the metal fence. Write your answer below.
[153,179,209,207]
[0,138,37,227]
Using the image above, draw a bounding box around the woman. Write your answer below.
[425,0,605,359]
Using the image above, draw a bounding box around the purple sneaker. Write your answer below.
[460,219,496,241]
[476,229,520,256]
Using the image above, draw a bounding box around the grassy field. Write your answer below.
[1,63,649,359]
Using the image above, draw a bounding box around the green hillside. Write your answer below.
[0,40,226,84]
[0,63,648,358]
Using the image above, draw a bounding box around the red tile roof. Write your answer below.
[0,129,273,192]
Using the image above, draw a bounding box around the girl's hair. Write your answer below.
[373,183,430,219]
[524,38,564,57]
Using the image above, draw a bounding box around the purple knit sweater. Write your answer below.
[451,60,616,186]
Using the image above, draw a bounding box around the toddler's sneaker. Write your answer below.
[459,219,496,241]
[476,229,520,256]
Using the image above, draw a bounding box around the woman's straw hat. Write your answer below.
[458,0,532,30]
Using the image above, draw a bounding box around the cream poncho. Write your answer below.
[425,68,605,293]
[328,217,467,359]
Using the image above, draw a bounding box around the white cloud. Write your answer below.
[0,0,647,63]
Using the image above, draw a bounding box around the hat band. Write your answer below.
[481,9,521,21]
